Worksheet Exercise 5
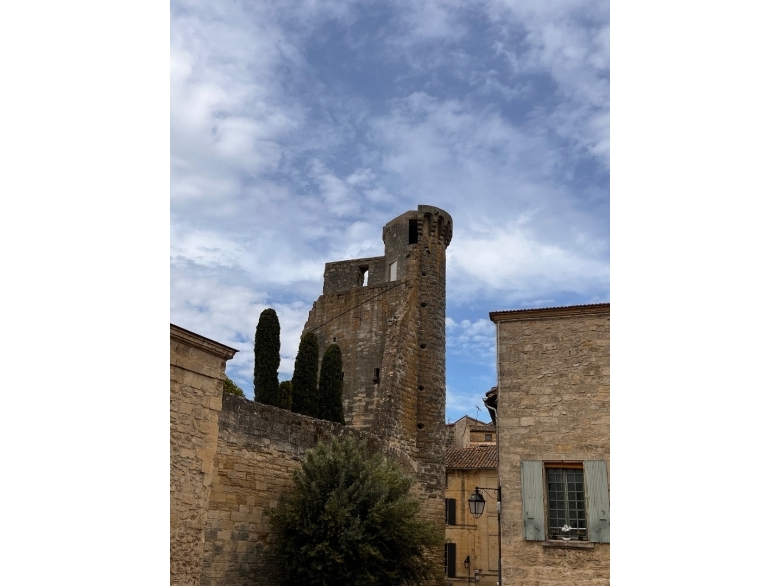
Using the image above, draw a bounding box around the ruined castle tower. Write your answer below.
[301,205,453,525]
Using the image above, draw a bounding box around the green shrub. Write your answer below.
[269,438,442,586]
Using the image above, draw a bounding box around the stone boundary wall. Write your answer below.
[170,325,237,586]
[201,394,415,586]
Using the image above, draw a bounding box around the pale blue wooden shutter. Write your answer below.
[584,460,610,543]
[521,461,544,541]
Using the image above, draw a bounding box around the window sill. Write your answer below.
[542,540,595,550]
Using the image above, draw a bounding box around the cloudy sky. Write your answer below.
[170,0,610,422]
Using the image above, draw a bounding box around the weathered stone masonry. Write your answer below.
[491,304,610,586]
[171,205,454,586]
[201,396,414,586]
[302,205,453,528]
[170,325,238,586]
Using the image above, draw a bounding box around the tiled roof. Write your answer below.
[490,302,609,314]
[445,445,498,469]
[489,303,609,322]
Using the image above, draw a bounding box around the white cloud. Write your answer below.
[446,386,491,424]
[486,0,610,164]
[448,221,609,304]
[170,269,314,394]
[446,317,496,363]
[170,0,609,419]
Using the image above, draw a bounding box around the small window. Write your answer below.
[485,433,492,442]
[546,467,587,541]
[389,261,397,281]
[373,368,380,383]
[361,267,369,286]
[445,498,456,526]
[409,219,418,244]
[445,543,456,578]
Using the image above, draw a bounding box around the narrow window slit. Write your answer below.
[408,219,418,244]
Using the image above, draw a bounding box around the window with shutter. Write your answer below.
[584,460,610,543]
[445,498,456,525]
[521,461,545,541]
[523,460,610,544]
[445,542,456,577]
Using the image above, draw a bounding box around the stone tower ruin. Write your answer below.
[301,204,453,524]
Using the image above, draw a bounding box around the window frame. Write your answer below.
[521,459,609,544]
[544,463,588,541]
[445,497,456,526]
[444,542,456,578]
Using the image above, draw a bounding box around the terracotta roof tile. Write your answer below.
[445,445,498,469]
[489,302,609,314]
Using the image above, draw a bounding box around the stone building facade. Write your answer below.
[446,416,482,449]
[170,325,238,586]
[489,304,610,586]
[444,422,498,586]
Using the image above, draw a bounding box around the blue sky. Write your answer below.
[170,0,610,421]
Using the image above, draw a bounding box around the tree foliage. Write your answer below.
[269,438,442,586]
[254,308,281,405]
[223,376,245,398]
[279,380,293,411]
[291,331,319,417]
[318,344,345,424]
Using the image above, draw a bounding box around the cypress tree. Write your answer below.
[291,331,319,417]
[318,344,345,424]
[254,308,281,405]
[279,380,293,411]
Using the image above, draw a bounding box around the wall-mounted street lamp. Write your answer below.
[467,487,502,586]
[468,486,500,519]
[464,555,470,571]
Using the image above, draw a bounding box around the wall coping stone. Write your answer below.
[171,324,239,359]
[489,303,610,322]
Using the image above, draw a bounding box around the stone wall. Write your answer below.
[303,281,407,431]
[445,417,481,449]
[201,394,415,586]
[170,325,238,586]
[322,255,387,294]
[490,304,610,586]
